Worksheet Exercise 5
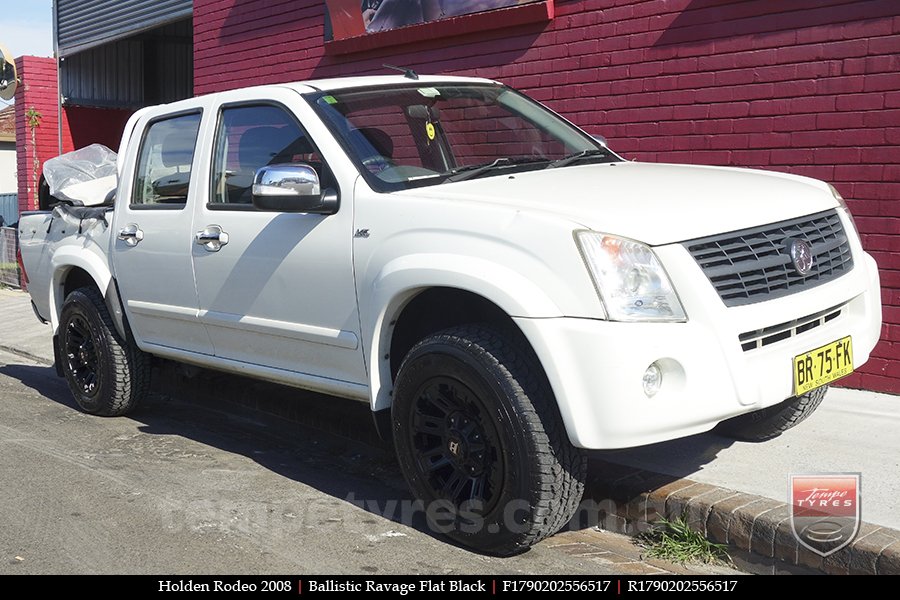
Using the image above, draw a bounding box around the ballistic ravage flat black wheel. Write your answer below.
[64,312,101,396]
[58,286,150,416]
[408,375,506,514]
[392,325,586,556]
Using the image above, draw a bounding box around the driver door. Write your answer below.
[191,90,367,389]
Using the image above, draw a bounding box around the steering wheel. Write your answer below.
[362,154,398,174]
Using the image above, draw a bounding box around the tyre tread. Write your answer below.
[400,324,586,555]
[61,287,150,416]
[717,386,828,442]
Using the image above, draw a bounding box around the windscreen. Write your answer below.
[307,83,618,191]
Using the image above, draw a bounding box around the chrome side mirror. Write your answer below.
[252,164,337,214]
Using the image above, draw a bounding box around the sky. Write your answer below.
[1,0,54,59]
[0,0,53,106]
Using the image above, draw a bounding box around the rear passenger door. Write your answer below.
[113,108,214,356]
[191,90,367,388]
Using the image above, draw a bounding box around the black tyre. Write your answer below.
[59,286,150,416]
[392,325,586,555]
[716,386,829,442]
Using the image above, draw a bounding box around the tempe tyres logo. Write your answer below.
[790,473,860,556]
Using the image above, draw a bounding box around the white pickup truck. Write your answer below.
[18,75,882,555]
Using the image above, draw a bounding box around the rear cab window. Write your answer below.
[131,112,202,209]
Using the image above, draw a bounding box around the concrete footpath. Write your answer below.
[1,287,898,574]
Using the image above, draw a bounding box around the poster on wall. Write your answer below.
[325,0,542,40]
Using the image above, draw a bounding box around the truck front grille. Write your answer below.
[684,210,853,307]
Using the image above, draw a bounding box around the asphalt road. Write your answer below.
[0,348,633,575]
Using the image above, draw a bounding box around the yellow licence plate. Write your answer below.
[793,336,853,396]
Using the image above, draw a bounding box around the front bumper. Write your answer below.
[515,247,882,450]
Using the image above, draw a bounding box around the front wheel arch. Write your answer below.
[388,288,521,381]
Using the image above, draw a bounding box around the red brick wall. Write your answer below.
[14,56,73,212]
[14,58,134,212]
[66,106,133,152]
[200,0,895,394]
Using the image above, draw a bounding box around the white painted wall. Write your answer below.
[0,143,16,194]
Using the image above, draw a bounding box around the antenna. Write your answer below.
[0,44,19,101]
[383,64,419,80]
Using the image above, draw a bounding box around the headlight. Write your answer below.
[828,183,860,239]
[575,231,686,322]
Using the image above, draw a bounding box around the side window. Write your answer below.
[131,113,201,207]
[210,105,330,206]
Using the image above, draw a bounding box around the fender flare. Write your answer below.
[363,254,563,412]
[49,248,126,339]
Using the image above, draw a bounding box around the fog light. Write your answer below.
[642,362,662,397]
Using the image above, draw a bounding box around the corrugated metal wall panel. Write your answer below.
[143,20,194,105]
[0,193,17,225]
[61,20,192,109]
[57,0,193,56]
[61,40,144,108]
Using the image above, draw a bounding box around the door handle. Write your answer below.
[117,223,144,247]
[195,225,229,252]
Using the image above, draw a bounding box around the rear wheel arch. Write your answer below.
[55,267,128,341]
[60,266,97,303]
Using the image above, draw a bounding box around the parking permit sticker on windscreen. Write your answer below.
[418,87,440,98]
[426,122,436,140]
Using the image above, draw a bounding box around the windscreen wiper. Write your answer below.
[546,149,611,169]
[446,157,546,182]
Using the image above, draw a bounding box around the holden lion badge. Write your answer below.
[790,473,860,556]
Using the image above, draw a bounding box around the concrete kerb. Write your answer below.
[589,458,900,576]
